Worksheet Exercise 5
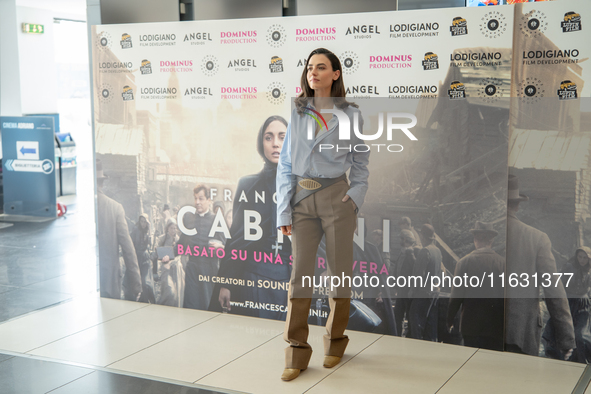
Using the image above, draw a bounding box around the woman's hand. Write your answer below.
[280,225,292,236]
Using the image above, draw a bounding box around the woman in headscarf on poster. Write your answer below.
[210,115,293,320]
[544,246,591,363]
[129,213,156,303]
[156,218,186,307]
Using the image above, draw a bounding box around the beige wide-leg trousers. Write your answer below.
[284,179,357,370]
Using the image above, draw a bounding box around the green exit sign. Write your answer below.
[22,23,44,34]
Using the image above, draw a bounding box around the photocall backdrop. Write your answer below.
[91,0,591,361]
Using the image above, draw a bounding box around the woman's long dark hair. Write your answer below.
[295,48,357,115]
[257,115,288,165]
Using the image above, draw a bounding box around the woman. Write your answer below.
[129,214,156,303]
[212,115,293,319]
[157,218,186,307]
[276,48,369,381]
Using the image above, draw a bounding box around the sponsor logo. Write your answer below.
[160,60,193,72]
[340,51,359,75]
[220,86,258,100]
[477,78,507,104]
[390,22,439,39]
[346,24,381,39]
[98,61,132,74]
[140,59,152,75]
[183,32,213,45]
[346,85,380,97]
[267,25,286,47]
[295,27,336,42]
[296,58,308,68]
[99,84,114,103]
[557,80,577,100]
[388,85,438,98]
[448,80,466,100]
[521,49,580,66]
[562,12,582,33]
[140,87,177,100]
[267,82,285,105]
[369,54,412,69]
[184,87,214,100]
[450,16,468,36]
[120,33,132,49]
[228,58,257,72]
[516,77,545,104]
[96,32,112,50]
[139,33,176,47]
[422,52,439,70]
[201,55,219,76]
[220,30,257,44]
[450,51,503,67]
[480,10,507,39]
[519,9,548,38]
[269,56,283,73]
[122,85,134,101]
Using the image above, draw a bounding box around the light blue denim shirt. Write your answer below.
[276,103,370,227]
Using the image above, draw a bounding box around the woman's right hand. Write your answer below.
[219,287,231,311]
[161,255,170,263]
[280,225,292,236]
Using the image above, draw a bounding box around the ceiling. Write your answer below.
[16,0,87,17]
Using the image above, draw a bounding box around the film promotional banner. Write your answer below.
[92,5,516,354]
[508,0,591,362]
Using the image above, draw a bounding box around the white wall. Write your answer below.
[0,0,22,116]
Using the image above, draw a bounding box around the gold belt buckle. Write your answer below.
[298,178,321,190]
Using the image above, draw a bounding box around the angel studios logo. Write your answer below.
[122,85,134,101]
[96,32,112,50]
[477,78,506,104]
[516,77,545,104]
[98,84,114,103]
[267,24,286,48]
[448,80,466,100]
[340,51,359,75]
[267,82,285,105]
[201,55,219,76]
[422,52,439,70]
[562,12,582,33]
[480,10,507,39]
[140,59,152,75]
[519,9,548,38]
[450,16,468,36]
[120,33,132,49]
[557,80,577,100]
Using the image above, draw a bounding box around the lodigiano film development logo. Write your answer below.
[267,24,286,48]
[388,84,438,98]
[477,77,507,104]
[480,10,507,39]
[557,80,577,100]
[422,52,439,70]
[98,60,132,74]
[562,12,582,33]
[269,56,284,73]
[201,55,219,76]
[519,9,548,38]
[139,33,176,47]
[98,84,114,103]
[389,21,439,39]
[340,51,359,75]
[450,50,502,68]
[522,48,580,66]
[448,80,466,100]
[140,86,177,100]
[267,82,285,105]
[120,33,132,49]
[122,85,134,101]
[516,77,545,104]
[140,59,152,75]
[96,32,112,50]
[450,16,468,36]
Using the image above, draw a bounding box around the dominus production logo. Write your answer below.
[120,33,132,49]
[340,51,359,75]
[450,16,468,36]
[95,32,112,50]
[122,85,134,101]
[267,82,285,105]
[140,59,152,75]
[562,12,582,33]
[422,52,439,70]
[448,80,466,100]
[267,24,286,48]
[519,10,548,38]
[480,10,507,39]
[98,84,114,103]
[269,56,283,73]
[477,78,506,104]
[201,55,219,76]
[516,77,545,104]
[557,80,577,100]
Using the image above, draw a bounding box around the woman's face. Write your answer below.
[307,54,340,93]
[577,251,589,267]
[263,120,286,164]
[167,224,177,237]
